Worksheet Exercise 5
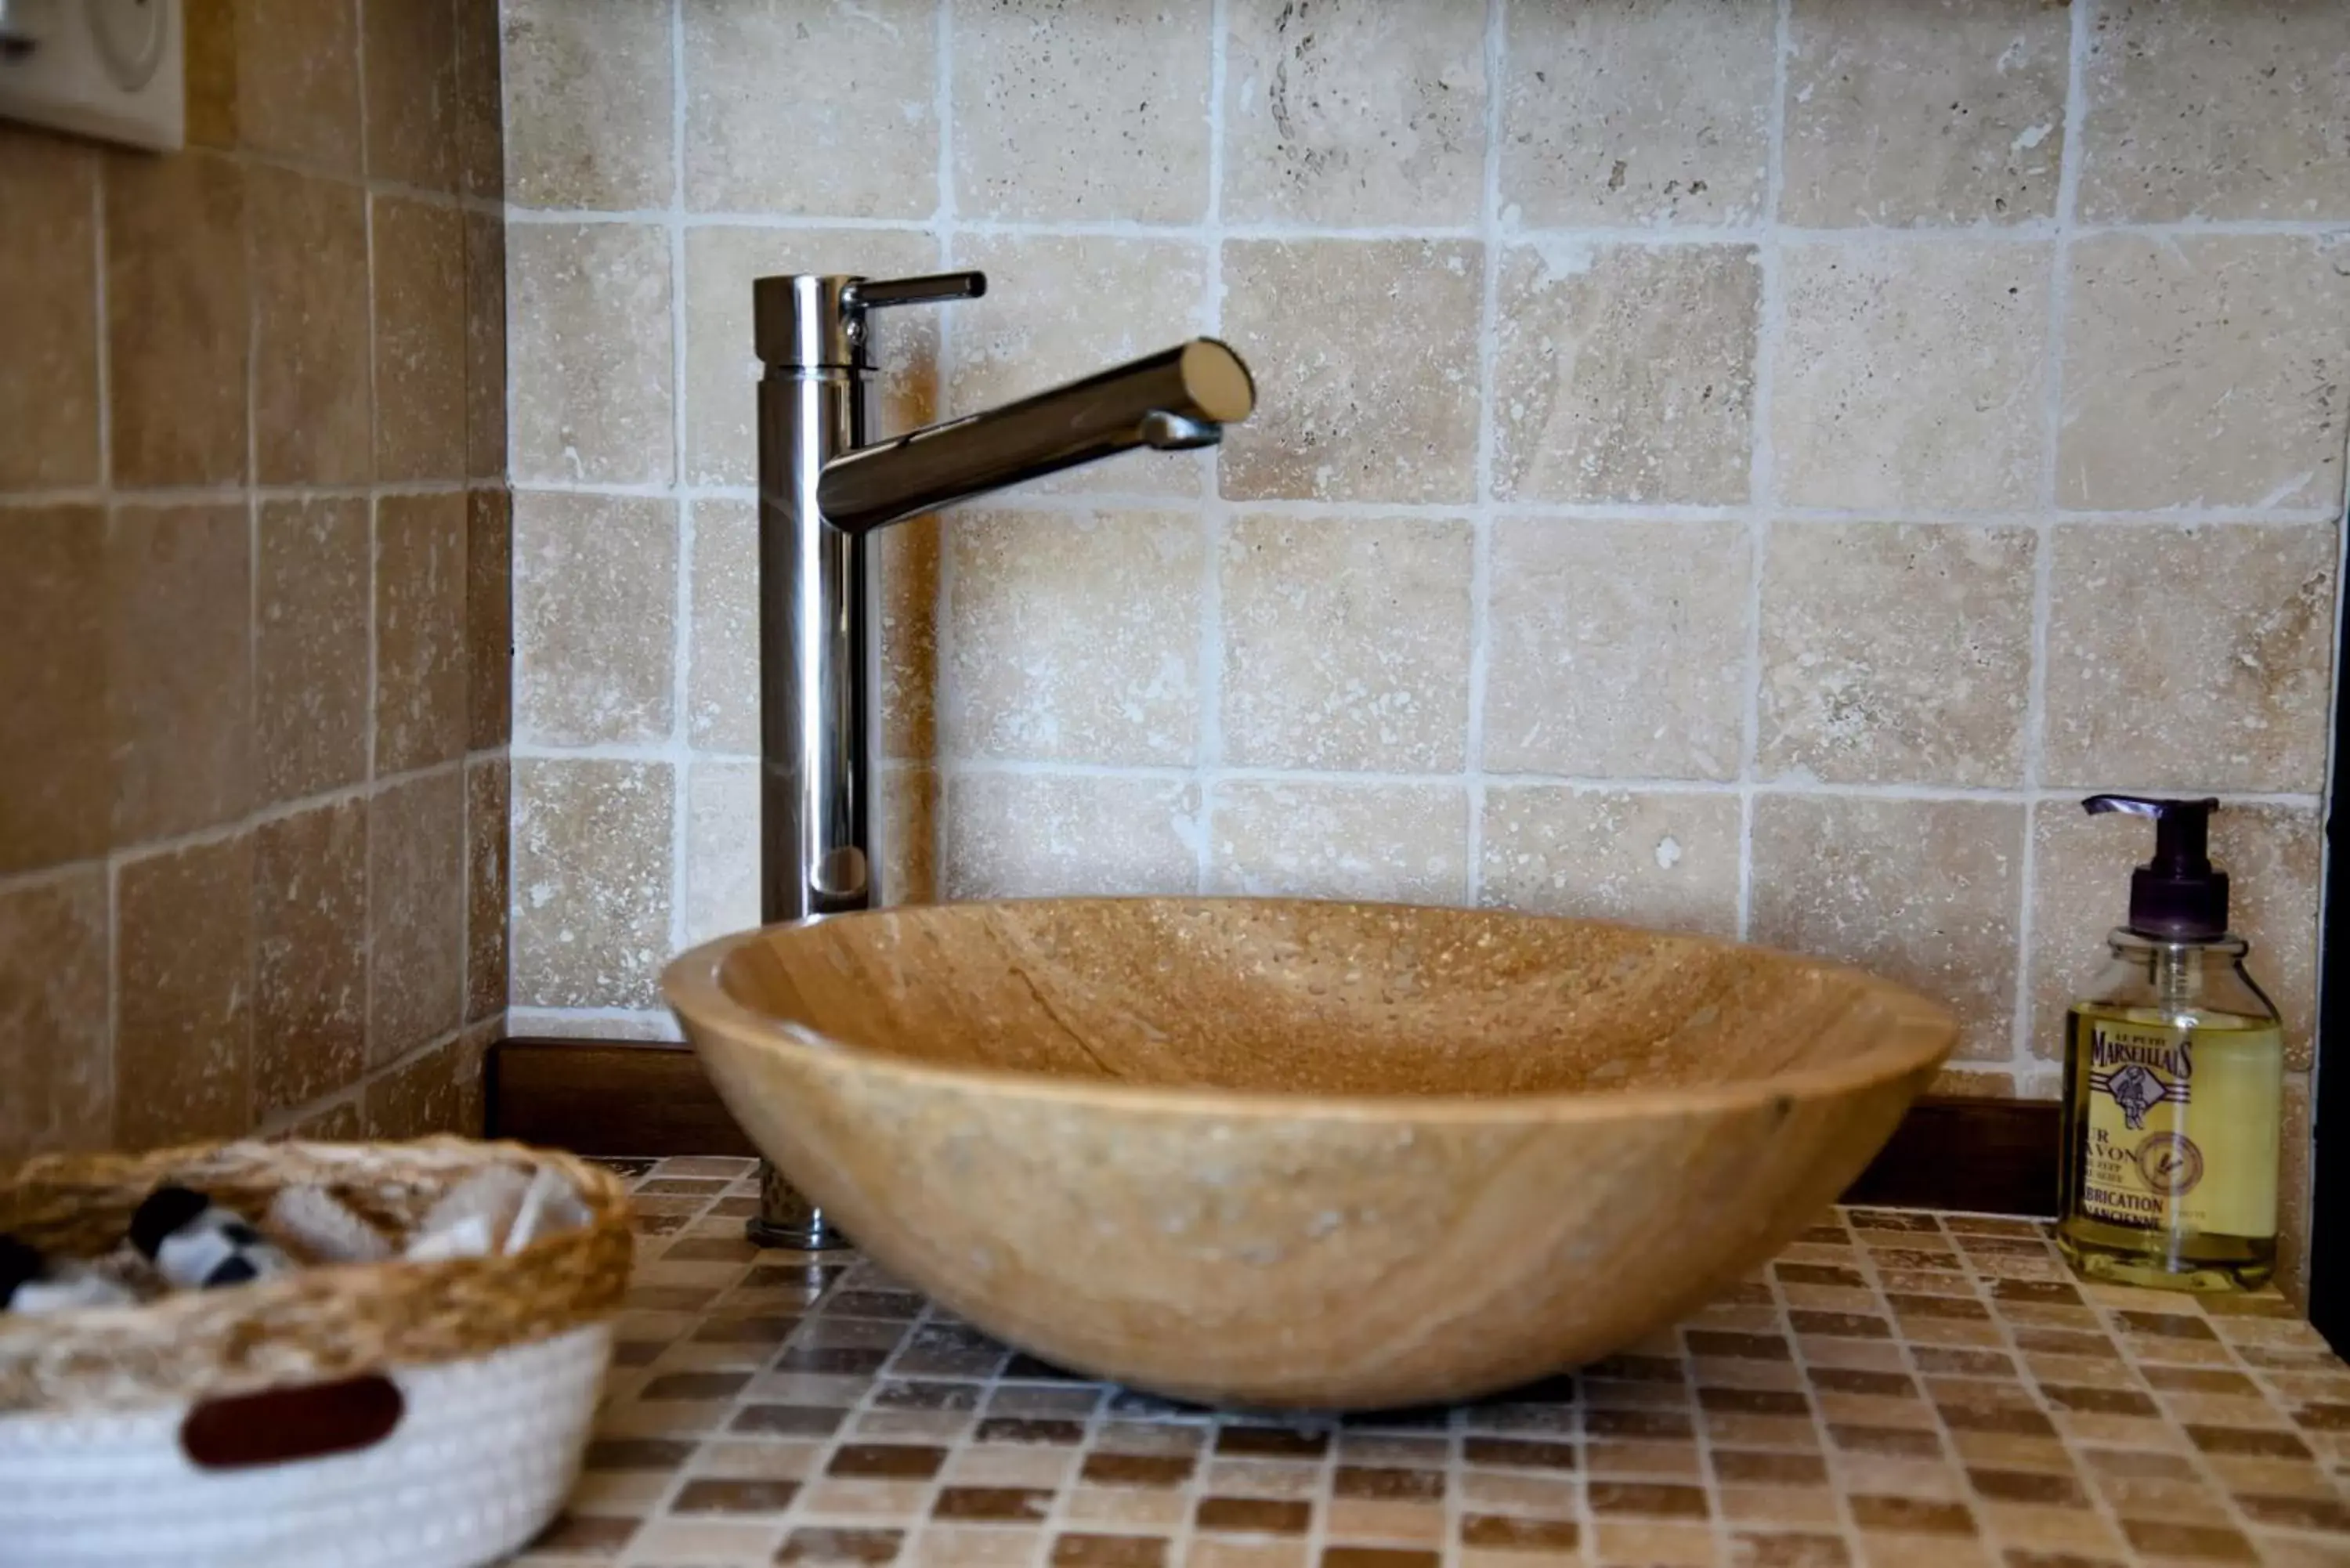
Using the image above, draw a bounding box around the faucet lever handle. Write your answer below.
[843,271,988,311]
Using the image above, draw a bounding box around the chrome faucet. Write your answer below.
[746,270,1256,1247]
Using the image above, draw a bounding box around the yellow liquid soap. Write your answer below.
[2059,1004,2281,1292]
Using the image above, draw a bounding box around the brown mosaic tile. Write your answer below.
[2114,1310,2219,1342]
[1832,1424,1944,1459]
[671,1478,800,1514]
[1735,1534,1855,1568]
[1586,1481,1709,1519]
[1081,1452,1195,1489]
[1689,1331,1794,1361]
[828,1445,948,1480]
[934,1487,1054,1523]
[1793,1311,1893,1340]
[1196,1497,1312,1535]
[2184,1423,2312,1460]
[1584,1407,1695,1440]
[1332,1466,1444,1501]
[1716,1450,1830,1486]
[1049,1536,1168,1568]
[2235,1493,2350,1531]
[643,1371,751,1402]
[584,1438,695,1472]
[1849,1495,1976,1537]
[1967,1468,2087,1508]
[976,1418,1086,1446]
[1319,1552,1436,1568]
[2115,1519,2255,1563]
[777,1526,904,1564]
[1702,1386,1813,1418]
[1459,1513,1582,1552]
[1462,1437,1577,1472]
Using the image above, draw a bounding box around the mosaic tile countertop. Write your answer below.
[509,1157,2350,1568]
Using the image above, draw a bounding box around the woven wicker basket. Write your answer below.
[0,1138,634,1568]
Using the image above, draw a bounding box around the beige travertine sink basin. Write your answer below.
[663,898,1955,1409]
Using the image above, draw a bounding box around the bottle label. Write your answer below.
[2080,1018,2280,1237]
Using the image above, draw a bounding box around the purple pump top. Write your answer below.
[2084,794,2228,941]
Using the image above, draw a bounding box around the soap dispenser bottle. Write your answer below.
[2058,795,2283,1291]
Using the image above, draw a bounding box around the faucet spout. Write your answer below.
[815,338,1254,534]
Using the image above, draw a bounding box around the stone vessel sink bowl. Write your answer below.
[663,898,1956,1409]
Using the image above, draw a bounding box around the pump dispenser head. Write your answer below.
[2083,795,2229,941]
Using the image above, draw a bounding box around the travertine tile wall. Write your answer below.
[498,3,2345,1280]
[0,0,511,1158]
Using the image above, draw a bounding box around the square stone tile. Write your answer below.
[107,504,251,843]
[682,226,940,488]
[685,497,757,755]
[0,129,99,490]
[1479,786,1742,938]
[2041,522,2336,793]
[509,221,675,485]
[376,491,470,775]
[1208,780,1466,904]
[253,798,368,1116]
[501,0,674,210]
[1757,522,2036,786]
[943,775,1201,901]
[117,835,253,1146]
[514,490,678,747]
[512,758,676,1010]
[2025,797,2323,1070]
[1483,518,1748,781]
[364,1032,473,1140]
[1221,0,1488,227]
[1749,796,2023,1061]
[946,508,1202,767]
[2078,0,2350,223]
[684,757,757,948]
[1501,0,1774,226]
[105,151,245,488]
[0,870,110,1157]
[946,233,1207,500]
[1782,0,2068,227]
[368,768,465,1064]
[951,0,1212,223]
[1774,240,2050,510]
[2058,235,2350,511]
[233,0,362,170]
[1219,239,1481,504]
[0,505,106,874]
[248,167,371,485]
[1220,513,1472,771]
[372,196,468,482]
[682,0,936,218]
[363,0,460,192]
[1492,242,1759,505]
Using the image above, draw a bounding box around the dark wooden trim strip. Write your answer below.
[487,1037,2059,1216]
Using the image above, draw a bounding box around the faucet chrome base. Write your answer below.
[747,1159,850,1251]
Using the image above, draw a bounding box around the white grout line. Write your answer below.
[2009,0,2095,1070]
[1463,0,1506,912]
[1737,0,1794,942]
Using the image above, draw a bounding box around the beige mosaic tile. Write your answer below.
[946,508,1202,767]
[1749,796,2023,1061]
[514,490,678,748]
[508,221,674,485]
[1219,240,1481,504]
[372,196,468,483]
[1219,512,1472,772]
[1774,241,2050,510]
[2078,0,2350,223]
[0,128,98,490]
[1500,0,1774,227]
[377,492,471,775]
[252,797,368,1117]
[1221,0,1488,228]
[367,768,464,1064]
[512,758,677,1009]
[1479,786,1742,939]
[1483,518,1748,782]
[682,0,936,219]
[0,870,110,1158]
[682,227,939,488]
[233,0,362,170]
[363,0,460,193]
[2041,522,2336,793]
[248,168,371,486]
[0,506,108,875]
[105,151,246,488]
[1208,780,1466,904]
[675,761,757,963]
[107,504,251,844]
[950,0,1212,224]
[943,775,1201,901]
[1782,0,2069,227]
[1758,522,2037,788]
[946,233,1207,500]
[116,834,253,1147]
[501,0,673,210]
[1492,241,1759,505]
[2058,235,2350,512]
[2026,800,2323,1071]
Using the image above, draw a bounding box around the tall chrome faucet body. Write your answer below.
[746,271,1256,1245]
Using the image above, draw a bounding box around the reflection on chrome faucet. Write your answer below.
[743,269,1256,1247]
